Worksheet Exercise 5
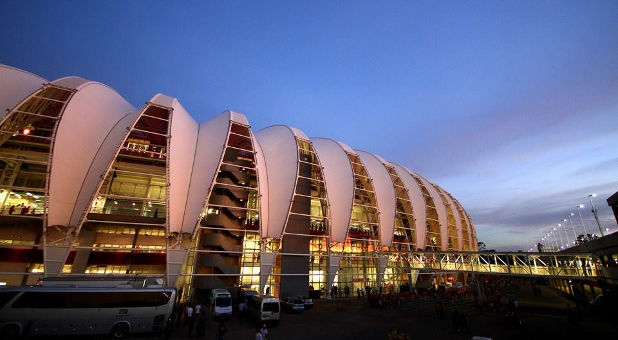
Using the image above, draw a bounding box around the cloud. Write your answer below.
[572,158,618,176]
[470,181,618,250]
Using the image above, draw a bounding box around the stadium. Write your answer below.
[0,64,477,300]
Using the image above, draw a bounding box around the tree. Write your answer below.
[477,241,487,252]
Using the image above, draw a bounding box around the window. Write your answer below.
[12,291,172,308]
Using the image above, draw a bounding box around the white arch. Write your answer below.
[409,172,449,251]
[253,135,268,237]
[392,163,427,250]
[255,125,301,238]
[161,97,199,235]
[435,185,463,251]
[48,82,134,228]
[310,138,355,244]
[356,151,397,247]
[181,110,245,234]
[0,64,47,117]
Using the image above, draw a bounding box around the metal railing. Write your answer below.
[406,251,602,279]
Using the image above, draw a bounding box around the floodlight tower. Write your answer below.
[588,194,604,237]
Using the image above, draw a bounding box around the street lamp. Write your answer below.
[568,213,577,245]
[577,204,589,241]
[588,193,604,237]
[561,220,570,248]
[556,225,565,249]
[551,229,559,252]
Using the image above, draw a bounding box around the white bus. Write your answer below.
[0,286,176,339]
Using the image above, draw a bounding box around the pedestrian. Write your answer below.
[195,302,202,317]
[260,323,268,340]
[203,303,212,329]
[357,288,361,299]
[238,299,245,319]
[186,305,195,337]
[196,312,206,338]
[217,321,227,340]
[255,328,264,340]
[8,205,15,215]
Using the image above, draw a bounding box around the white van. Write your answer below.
[0,286,175,339]
[210,289,233,319]
[248,295,280,325]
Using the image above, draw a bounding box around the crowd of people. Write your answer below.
[171,302,213,338]
[4,203,38,215]
[169,300,271,340]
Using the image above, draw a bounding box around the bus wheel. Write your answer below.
[0,325,21,340]
[111,324,129,339]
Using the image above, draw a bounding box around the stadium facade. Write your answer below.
[0,64,477,300]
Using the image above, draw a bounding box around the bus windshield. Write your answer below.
[215,297,231,307]
[263,302,279,313]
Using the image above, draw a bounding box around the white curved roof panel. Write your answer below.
[48,82,135,228]
[436,186,463,251]
[228,110,250,126]
[150,93,176,108]
[311,138,355,244]
[181,111,231,234]
[253,135,269,236]
[70,110,139,227]
[0,64,47,116]
[392,163,426,250]
[356,150,397,247]
[167,98,199,235]
[412,172,449,251]
[256,125,300,238]
[289,126,309,140]
[334,140,356,155]
[51,76,90,90]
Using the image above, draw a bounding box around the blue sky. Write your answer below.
[2,1,617,250]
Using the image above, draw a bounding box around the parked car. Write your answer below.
[282,297,304,313]
[299,296,313,309]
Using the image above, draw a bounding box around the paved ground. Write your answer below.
[27,282,618,339]
[163,283,618,340]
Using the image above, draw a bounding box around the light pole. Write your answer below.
[577,204,589,241]
[551,229,559,251]
[568,213,577,245]
[556,225,565,250]
[561,220,570,247]
[588,193,604,237]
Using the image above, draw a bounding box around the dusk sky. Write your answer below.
[2,1,617,251]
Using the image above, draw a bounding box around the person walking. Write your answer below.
[186,305,195,337]
[217,321,227,340]
[196,312,206,338]
[260,324,268,340]
[255,328,264,340]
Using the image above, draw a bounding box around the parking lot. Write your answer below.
[164,284,618,340]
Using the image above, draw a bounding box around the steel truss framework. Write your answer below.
[0,250,603,283]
